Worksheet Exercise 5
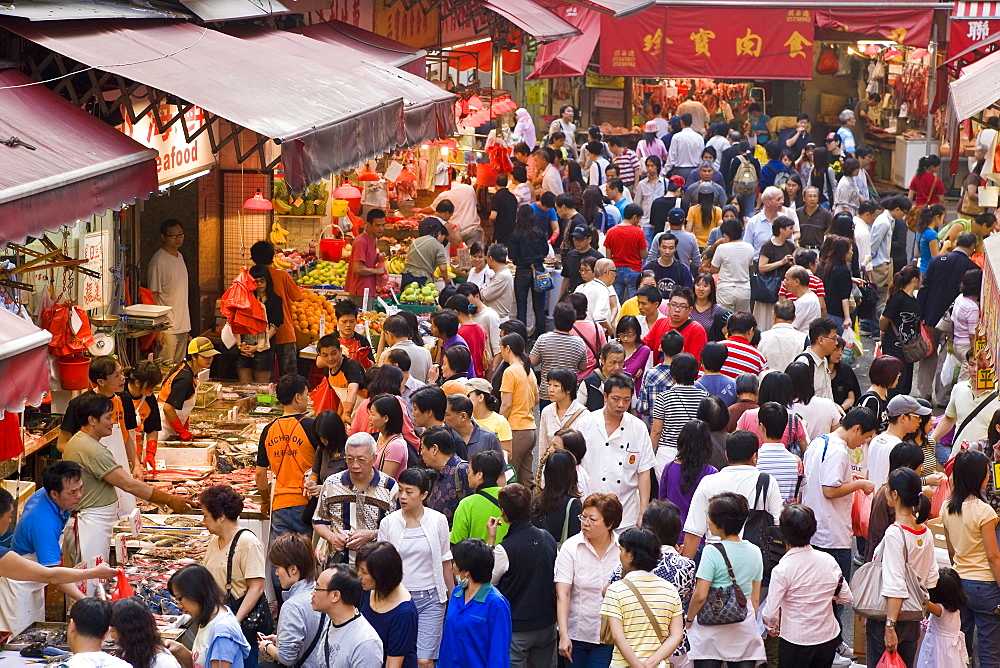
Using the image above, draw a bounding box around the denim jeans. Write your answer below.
[865,618,920,668]
[643,226,655,246]
[961,578,1000,668]
[828,314,845,335]
[614,266,640,302]
[562,640,612,668]
[269,505,312,602]
[514,265,547,336]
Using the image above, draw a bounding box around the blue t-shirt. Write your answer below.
[12,489,70,566]
[696,540,763,598]
[531,203,558,238]
[361,592,418,668]
[695,374,737,407]
[918,227,938,273]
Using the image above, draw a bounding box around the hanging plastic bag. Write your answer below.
[817,46,840,75]
[852,490,872,537]
[843,325,863,368]
[941,352,958,387]
[40,302,95,357]
[110,567,135,601]
[876,650,907,668]
[930,478,950,519]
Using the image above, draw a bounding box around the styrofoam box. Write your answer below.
[2,480,35,514]
[123,304,173,317]
[157,443,217,468]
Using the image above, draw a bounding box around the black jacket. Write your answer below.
[918,248,979,327]
[581,370,606,411]
[496,521,558,632]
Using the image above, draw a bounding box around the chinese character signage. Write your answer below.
[950,17,1000,57]
[79,230,109,311]
[600,7,815,79]
[374,0,439,49]
[118,103,213,186]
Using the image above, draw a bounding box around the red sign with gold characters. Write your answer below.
[600,7,815,80]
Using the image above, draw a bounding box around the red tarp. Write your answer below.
[0,69,158,248]
[600,6,816,79]
[0,308,52,414]
[291,20,428,77]
[454,40,523,73]
[530,6,601,78]
[483,0,581,42]
[815,7,933,46]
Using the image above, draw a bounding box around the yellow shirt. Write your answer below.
[619,296,640,319]
[600,572,682,667]
[941,497,999,581]
[475,411,513,443]
[687,205,723,247]
[500,363,538,431]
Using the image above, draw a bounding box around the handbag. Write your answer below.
[750,270,781,304]
[696,543,749,626]
[890,321,929,364]
[936,299,956,337]
[225,529,275,641]
[851,525,929,621]
[961,184,985,217]
[533,264,554,292]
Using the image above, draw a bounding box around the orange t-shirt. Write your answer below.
[256,414,317,511]
[268,266,303,345]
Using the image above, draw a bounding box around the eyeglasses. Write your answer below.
[313,587,337,593]
[578,514,602,525]
[345,457,371,465]
[668,303,691,310]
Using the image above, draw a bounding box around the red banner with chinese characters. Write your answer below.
[600,7,815,80]
[949,18,1000,56]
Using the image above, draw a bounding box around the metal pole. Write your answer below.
[927,22,938,155]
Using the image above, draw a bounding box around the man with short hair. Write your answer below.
[530,302,587,407]
[681,430,783,558]
[575,257,616,336]
[579,341,627,411]
[312,566,384,668]
[783,267,822,333]
[378,314,433,383]
[682,161,727,208]
[257,375,320,551]
[643,287,708,364]
[560,225,604,299]
[779,114,814,160]
[555,193,589,259]
[665,113,703,177]
[65,598,132,668]
[797,186,834,249]
[871,196,911,315]
[635,285,667,337]
[451,450,507,543]
[488,484,559,668]
[532,191,560,241]
[444,394,503,460]
[756,402,804,503]
[854,146,878,200]
[758,299,808,372]
[312,433,398,563]
[837,109,857,157]
[609,137,641,189]
[533,148,564,197]
[420,425,473,524]
[720,311,768,378]
[744,186,786,258]
[578,374,654,528]
[385,349,424,405]
[0,462,88,634]
[777,248,827,316]
[456,282,502,369]
[866,395,931,491]
[793,317,839,400]
[643,233,693,301]
[480,244,515,321]
[250,240,303,376]
[403,214,451,288]
[606,179,631,218]
[417,182,482,247]
[651,208,701,273]
[595,258,620,333]
[604,203,648,301]
[148,219,191,365]
[314,334,365,420]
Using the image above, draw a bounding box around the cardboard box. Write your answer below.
[2,480,35,515]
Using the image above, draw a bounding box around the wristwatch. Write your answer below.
[885,620,897,628]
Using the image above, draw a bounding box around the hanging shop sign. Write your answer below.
[585,69,625,89]
[949,2,1000,56]
[118,104,213,186]
[599,7,815,80]
[79,229,109,311]
[374,0,440,49]
[594,90,625,108]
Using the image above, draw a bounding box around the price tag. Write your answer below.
[386,305,399,315]
[978,367,995,391]
[128,508,142,538]
[319,313,326,338]
[115,533,128,565]
[457,247,472,270]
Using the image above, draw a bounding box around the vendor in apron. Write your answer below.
[127,360,163,471]
[57,355,140,516]
[63,393,194,567]
[0,462,87,635]
[310,334,366,422]
[159,337,219,442]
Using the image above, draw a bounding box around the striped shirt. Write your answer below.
[531,331,588,401]
[652,385,708,453]
[777,270,826,302]
[756,443,803,503]
[612,148,641,184]
[720,336,769,379]
[601,572,682,667]
[637,364,673,416]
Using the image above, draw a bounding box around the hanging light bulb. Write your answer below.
[243,189,273,210]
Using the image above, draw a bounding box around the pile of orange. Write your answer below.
[291,291,336,339]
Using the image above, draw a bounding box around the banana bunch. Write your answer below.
[272,178,292,213]
[434,265,458,279]
[273,254,291,270]
[386,257,406,274]
[269,221,289,246]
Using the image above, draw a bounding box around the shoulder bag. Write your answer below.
[292,613,327,668]
[225,529,275,641]
[558,496,577,548]
[533,264,554,293]
[696,543,749,625]
[889,320,928,364]
[850,524,929,621]
[599,577,669,649]
[954,389,1000,446]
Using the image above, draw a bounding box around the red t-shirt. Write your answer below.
[345,231,380,296]
[603,223,647,272]
[458,323,487,378]
[908,172,945,206]
[643,317,708,364]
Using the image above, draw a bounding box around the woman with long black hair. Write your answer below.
[634,155,667,246]
[532,449,583,546]
[167,564,252,668]
[508,204,550,335]
[880,264,922,397]
[111,597,182,668]
[817,234,854,334]
[908,154,945,206]
[499,333,539,486]
[658,420,717,523]
[564,161,588,209]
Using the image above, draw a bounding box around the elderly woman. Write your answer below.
[199,485,267,668]
[258,534,323,668]
[555,493,623,667]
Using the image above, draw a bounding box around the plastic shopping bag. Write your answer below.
[941,352,958,387]
[843,324,863,368]
[110,567,135,601]
[876,650,907,668]
[930,478,950,519]
[852,489,872,538]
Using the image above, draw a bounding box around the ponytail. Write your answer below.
[500,333,532,376]
[916,155,928,176]
[887,467,925,522]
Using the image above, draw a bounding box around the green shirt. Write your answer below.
[64,431,121,510]
[403,235,448,279]
[450,487,508,544]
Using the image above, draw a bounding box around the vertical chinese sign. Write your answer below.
[600,7,815,80]
[79,230,109,311]
[374,0,440,49]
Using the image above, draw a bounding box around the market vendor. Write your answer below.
[57,355,141,514]
[414,182,482,247]
[250,241,303,377]
[127,360,163,470]
[344,209,387,308]
[65,393,194,565]
[158,337,220,442]
[333,300,374,369]
[0,462,88,635]
[311,334,366,422]
[402,216,452,289]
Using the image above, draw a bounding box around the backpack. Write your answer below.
[773,170,792,190]
[733,156,758,195]
[743,472,785,577]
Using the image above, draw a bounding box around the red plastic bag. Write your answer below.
[930,478,951,519]
[39,302,95,357]
[220,268,266,336]
[852,490,872,538]
[817,46,840,75]
[110,567,135,601]
[876,650,907,668]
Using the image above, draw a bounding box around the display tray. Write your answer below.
[396,303,438,314]
[4,622,70,651]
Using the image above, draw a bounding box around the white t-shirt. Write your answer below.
[541,164,564,196]
[467,266,495,289]
[152,650,183,668]
[472,305,502,357]
[712,241,755,287]
[66,653,131,668]
[385,340,433,384]
[147,248,190,334]
[792,397,844,441]
[682,465,782,540]
[854,216,873,271]
[801,433,854,549]
[432,184,479,235]
[867,432,902,491]
[790,291,822,333]
[948,382,1000,455]
[575,280,611,323]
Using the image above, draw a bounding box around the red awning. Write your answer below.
[562,0,654,18]
[2,18,406,192]
[291,20,428,77]
[453,40,523,73]
[953,1,1000,18]
[530,6,600,78]
[483,0,582,42]
[229,26,455,150]
[0,69,158,248]
[0,308,52,413]
[814,7,933,46]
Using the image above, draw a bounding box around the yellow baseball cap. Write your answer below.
[187,336,221,357]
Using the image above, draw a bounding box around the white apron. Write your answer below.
[158,392,197,440]
[0,554,45,635]
[102,423,135,516]
[75,503,118,573]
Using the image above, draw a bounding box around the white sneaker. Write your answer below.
[836,643,854,659]
[832,655,852,667]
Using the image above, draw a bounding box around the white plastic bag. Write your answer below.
[941,352,958,387]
